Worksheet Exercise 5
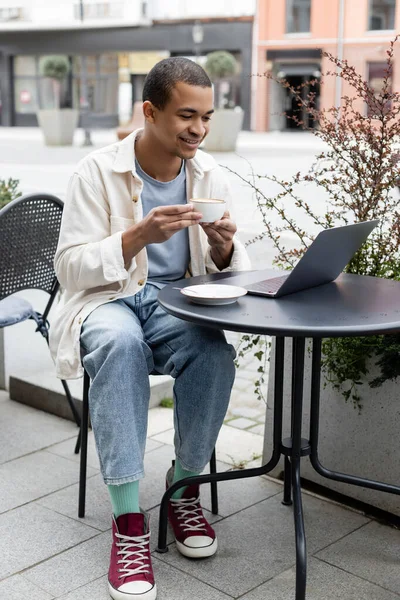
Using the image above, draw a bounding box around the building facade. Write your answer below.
[255,0,400,131]
[0,0,255,129]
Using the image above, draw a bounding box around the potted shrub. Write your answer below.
[232,37,400,514]
[37,55,79,146]
[0,178,22,209]
[204,50,244,152]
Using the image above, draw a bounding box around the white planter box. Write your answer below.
[204,107,244,152]
[263,338,400,516]
[37,109,79,146]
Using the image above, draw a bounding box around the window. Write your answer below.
[367,62,391,116]
[73,2,123,20]
[0,7,25,21]
[14,54,71,113]
[368,0,396,31]
[286,0,311,34]
[72,54,118,114]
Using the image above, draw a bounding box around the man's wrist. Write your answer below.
[122,222,147,265]
[210,241,234,270]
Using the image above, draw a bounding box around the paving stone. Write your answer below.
[151,557,233,600]
[201,462,281,517]
[226,417,256,430]
[316,521,400,595]
[0,503,97,579]
[0,398,76,464]
[0,575,54,600]
[230,406,266,419]
[247,424,265,436]
[0,450,98,514]
[147,407,174,437]
[38,444,177,531]
[23,531,110,597]
[38,473,112,532]
[157,493,369,598]
[240,557,400,600]
[152,424,263,468]
[47,431,100,470]
[47,431,162,471]
[56,560,234,600]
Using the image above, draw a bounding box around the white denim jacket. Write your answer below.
[49,129,251,379]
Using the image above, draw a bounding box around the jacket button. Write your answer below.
[78,318,82,324]
[132,195,138,202]
[138,279,145,286]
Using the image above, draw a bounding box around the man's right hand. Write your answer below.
[122,204,202,265]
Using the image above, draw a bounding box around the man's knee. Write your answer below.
[82,324,151,368]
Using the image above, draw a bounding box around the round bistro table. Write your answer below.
[155,271,400,600]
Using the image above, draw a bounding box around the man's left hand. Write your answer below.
[201,211,236,270]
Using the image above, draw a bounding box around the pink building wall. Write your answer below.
[255,0,400,131]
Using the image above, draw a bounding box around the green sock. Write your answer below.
[108,481,140,518]
[172,459,201,500]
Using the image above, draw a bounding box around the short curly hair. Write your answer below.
[142,57,212,110]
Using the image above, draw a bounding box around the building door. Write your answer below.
[284,75,320,129]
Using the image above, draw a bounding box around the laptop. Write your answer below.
[234,220,378,298]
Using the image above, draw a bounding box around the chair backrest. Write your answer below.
[0,193,63,301]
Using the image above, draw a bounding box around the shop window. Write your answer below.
[368,0,396,30]
[14,55,36,76]
[286,0,311,34]
[72,54,118,114]
[14,79,39,113]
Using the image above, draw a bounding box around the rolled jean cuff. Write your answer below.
[175,454,207,474]
[103,469,145,485]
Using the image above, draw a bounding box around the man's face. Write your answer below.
[147,82,214,160]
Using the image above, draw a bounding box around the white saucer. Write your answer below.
[180,284,248,306]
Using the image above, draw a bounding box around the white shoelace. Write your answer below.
[171,496,207,533]
[116,531,151,579]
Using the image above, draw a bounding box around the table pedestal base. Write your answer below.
[155,337,400,600]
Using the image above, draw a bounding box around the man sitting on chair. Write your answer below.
[50,56,250,600]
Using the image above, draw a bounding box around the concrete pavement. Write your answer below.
[1,388,399,600]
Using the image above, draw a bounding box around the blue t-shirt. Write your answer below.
[135,159,190,287]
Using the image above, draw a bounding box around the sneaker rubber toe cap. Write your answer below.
[177,536,218,558]
[109,581,157,600]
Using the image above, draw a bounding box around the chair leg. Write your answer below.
[42,330,81,427]
[78,370,90,518]
[74,428,81,455]
[60,378,81,427]
[209,448,219,515]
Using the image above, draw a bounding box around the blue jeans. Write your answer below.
[80,283,236,485]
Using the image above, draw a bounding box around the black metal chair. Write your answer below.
[77,370,219,519]
[0,193,81,427]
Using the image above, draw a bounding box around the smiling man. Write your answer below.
[50,57,250,600]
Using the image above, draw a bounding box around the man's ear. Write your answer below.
[143,101,157,123]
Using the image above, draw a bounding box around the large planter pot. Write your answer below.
[37,109,79,146]
[204,107,244,152]
[263,338,400,516]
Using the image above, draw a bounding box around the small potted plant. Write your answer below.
[37,55,79,146]
[204,50,244,152]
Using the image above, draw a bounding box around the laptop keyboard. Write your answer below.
[246,275,289,294]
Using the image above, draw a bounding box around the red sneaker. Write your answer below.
[108,512,157,600]
[167,469,218,559]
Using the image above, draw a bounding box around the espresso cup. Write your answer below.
[190,198,226,223]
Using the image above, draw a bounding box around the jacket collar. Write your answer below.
[112,128,216,180]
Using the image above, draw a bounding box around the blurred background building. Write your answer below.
[0,0,255,129]
[0,0,399,133]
